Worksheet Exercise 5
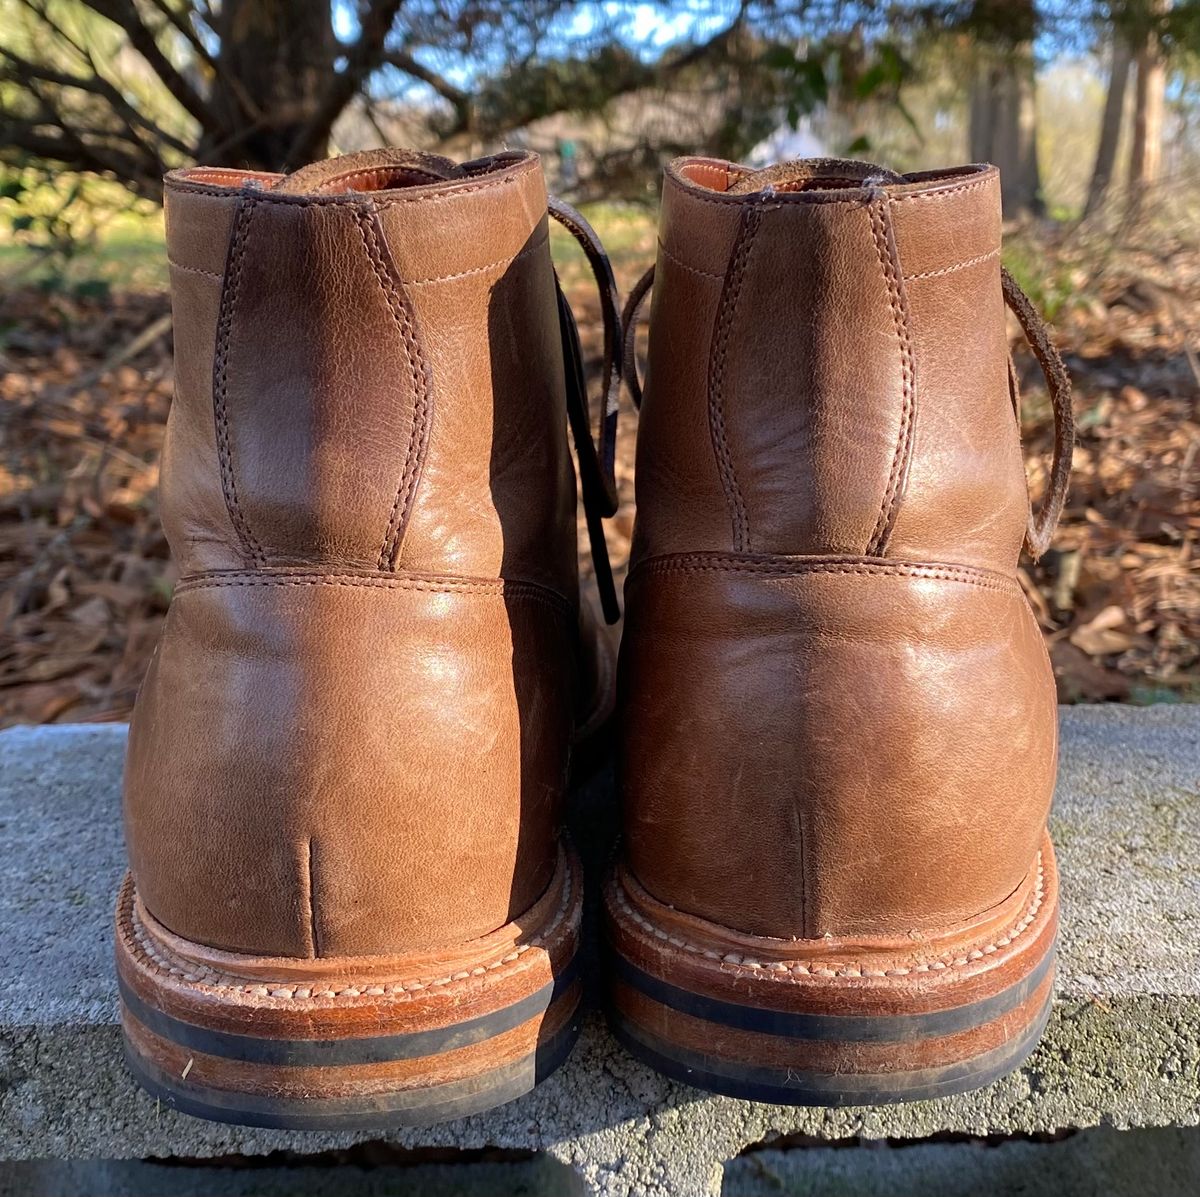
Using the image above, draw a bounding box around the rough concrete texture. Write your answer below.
[1,707,1198,1197]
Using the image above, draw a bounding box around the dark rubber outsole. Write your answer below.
[605,838,1059,1105]
[609,993,1052,1105]
[123,1014,581,1129]
[117,844,584,1129]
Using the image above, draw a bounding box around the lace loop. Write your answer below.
[621,264,655,409]
[1001,266,1075,559]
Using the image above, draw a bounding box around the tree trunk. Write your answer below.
[207,0,337,171]
[1084,34,1133,218]
[1129,24,1166,194]
[968,42,1043,218]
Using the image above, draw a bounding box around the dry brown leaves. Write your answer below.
[1,288,173,726]
[1018,234,1199,703]
[1,229,1197,728]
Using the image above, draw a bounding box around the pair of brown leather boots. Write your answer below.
[116,148,1073,1127]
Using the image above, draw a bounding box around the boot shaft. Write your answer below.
[127,152,588,959]
[620,157,1066,944]
[633,157,1029,572]
[161,150,577,596]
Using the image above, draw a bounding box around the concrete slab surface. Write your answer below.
[1,706,1198,1195]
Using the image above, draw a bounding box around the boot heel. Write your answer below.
[605,836,1057,1105]
[116,844,583,1129]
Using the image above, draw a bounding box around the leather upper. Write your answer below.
[621,157,1061,941]
[126,152,583,957]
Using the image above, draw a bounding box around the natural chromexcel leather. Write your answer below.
[126,151,588,958]
[620,157,1065,940]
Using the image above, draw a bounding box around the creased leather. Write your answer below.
[127,151,585,958]
[620,157,1061,942]
[620,560,1056,939]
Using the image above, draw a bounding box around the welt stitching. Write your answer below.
[404,230,547,285]
[708,203,761,552]
[355,209,431,570]
[212,197,266,565]
[613,855,1045,981]
[908,248,1000,281]
[866,198,916,555]
[658,240,724,280]
[167,258,222,280]
[121,853,576,999]
[631,555,1016,593]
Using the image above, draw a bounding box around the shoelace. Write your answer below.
[621,251,1074,560]
[271,149,624,622]
[547,196,622,623]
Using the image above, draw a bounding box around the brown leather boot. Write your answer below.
[116,149,622,1127]
[607,157,1073,1103]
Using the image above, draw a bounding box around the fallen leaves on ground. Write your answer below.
[1,221,1197,727]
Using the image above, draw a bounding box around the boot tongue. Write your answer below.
[270,148,466,196]
[728,158,906,195]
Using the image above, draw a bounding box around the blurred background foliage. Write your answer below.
[1,1,1198,724]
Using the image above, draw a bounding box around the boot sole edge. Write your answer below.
[605,834,1058,1105]
[115,844,583,1128]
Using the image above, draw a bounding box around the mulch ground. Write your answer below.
[1,227,1197,727]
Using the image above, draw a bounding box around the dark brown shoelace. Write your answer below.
[546,196,622,623]
[621,217,1074,561]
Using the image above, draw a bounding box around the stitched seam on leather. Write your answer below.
[613,855,1045,980]
[907,248,1000,281]
[355,208,431,571]
[866,198,916,556]
[404,230,548,285]
[630,554,1017,594]
[708,204,761,552]
[165,170,527,208]
[212,198,267,566]
[121,856,576,999]
[167,258,222,280]
[671,174,992,210]
[658,240,724,280]
[174,571,574,616]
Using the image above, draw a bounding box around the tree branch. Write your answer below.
[0,43,190,161]
[382,47,472,130]
[80,0,218,133]
[285,0,405,166]
[144,0,220,72]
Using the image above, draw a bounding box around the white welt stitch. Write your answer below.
[613,856,1045,983]
[120,855,576,1002]
[907,248,1000,281]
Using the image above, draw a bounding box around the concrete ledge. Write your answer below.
[1,706,1198,1196]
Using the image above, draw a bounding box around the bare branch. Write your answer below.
[80,0,218,133]
[0,42,190,161]
[144,0,219,72]
[382,48,472,130]
[284,0,404,166]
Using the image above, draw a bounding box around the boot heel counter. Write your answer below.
[124,573,575,957]
[620,558,1057,940]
